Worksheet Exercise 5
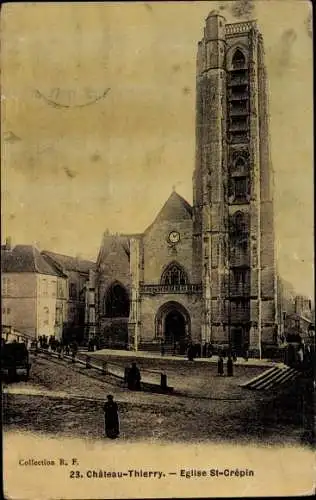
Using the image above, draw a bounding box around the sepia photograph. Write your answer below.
[1,1,314,498]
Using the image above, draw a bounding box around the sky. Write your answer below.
[1,1,313,298]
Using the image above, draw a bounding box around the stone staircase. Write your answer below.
[241,364,301,391]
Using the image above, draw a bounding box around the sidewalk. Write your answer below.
[84,348,280,368]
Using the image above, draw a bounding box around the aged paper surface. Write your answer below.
[1,1,314,499]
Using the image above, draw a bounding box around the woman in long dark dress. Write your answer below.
[127,362,141,391]
[227,356,234,377]
[217,355,224,376]
[103,395,120,439]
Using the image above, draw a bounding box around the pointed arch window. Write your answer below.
[230,211,249,238]
[104,282,129,318]
[161,262,188,286]
[232,49,246,70]
[230,156,250,201]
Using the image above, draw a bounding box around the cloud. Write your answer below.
[63,166,77,179]
[230,0,255,20]
[3,131,21,143]
[182,86,191,95]
[274,29,297,76]
[91,152,101,163]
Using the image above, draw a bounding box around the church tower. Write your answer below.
[193,12,277,356]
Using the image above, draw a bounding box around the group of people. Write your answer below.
[87,337,100,352]
[187,344,241,366]
[217,355,234,377]
[286,342,315,374]
[36,335,78,358]
[37,335,50,349]
[38,335,63,351]
[159,339,248,362]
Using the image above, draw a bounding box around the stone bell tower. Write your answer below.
[193,11,277,357]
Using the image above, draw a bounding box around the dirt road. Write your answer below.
[3,353,308,446]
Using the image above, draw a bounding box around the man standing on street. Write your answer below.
[227,356,234,377]
[127,362,141,390]
[103,394,120,439]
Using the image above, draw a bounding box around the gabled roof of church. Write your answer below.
[96,191,192,262]
[146,191,192,230]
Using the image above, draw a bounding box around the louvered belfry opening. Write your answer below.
[226,47,252,355]
[228,49,249,144]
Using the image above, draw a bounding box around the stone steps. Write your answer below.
[241,364,300,391]
[138,343,179,356]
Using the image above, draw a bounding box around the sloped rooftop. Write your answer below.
[41,251,96,274]
[147,191,192,229]
[1,245,65,277]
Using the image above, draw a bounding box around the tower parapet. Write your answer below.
[225,20,257,35]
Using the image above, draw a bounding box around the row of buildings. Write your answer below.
[1,13,314,356]
[1,235,314,352]
[1,239,96,344]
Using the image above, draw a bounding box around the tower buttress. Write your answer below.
[193,11,228,345]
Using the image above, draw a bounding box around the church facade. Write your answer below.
[95,12,278,357]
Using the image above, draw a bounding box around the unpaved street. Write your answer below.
[3,353,309,446]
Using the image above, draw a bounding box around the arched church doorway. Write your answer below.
[155,301,190,354]
[231,325,249,356]
[164,310,186,345]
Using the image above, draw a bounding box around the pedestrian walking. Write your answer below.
[127,362,141,390]
[207,343,213,358]
[227,356,234,377]
[71,341,78,358]
[103,395,120,439]
[217,355,224,376]
[187,343,194,361]
[160,341,165,357]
